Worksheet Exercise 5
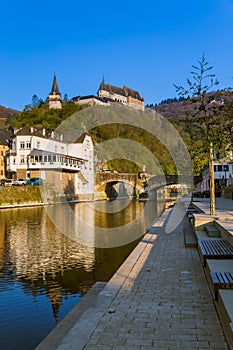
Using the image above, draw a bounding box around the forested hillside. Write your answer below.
[3,90,233,176]
[152,91,233,175]
[0,105,19,128]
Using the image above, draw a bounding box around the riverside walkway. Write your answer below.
[192,197,233,218]
[36,198,231,350]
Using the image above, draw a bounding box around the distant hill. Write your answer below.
[148,90,233,120]
[0,105,20,127]
[153,100,194,120]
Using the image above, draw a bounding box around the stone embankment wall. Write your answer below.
[0,187,42,206]
[222,186,233,200]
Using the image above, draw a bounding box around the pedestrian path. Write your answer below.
[192,197,233,218]
[37,204,229,350]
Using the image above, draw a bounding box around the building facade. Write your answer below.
[72,78,144,111]
[0,129,12,179]
[196,162,233,193]
[97,79,144,111]
[6,126,95,200]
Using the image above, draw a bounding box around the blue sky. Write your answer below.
[1,0,233,110]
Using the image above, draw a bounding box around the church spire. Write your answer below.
[47,74,62,109]
[98,74,106,95]
[50,74,60,95]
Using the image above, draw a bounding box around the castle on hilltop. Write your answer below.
[47,75,144,111]
[97,78,144,111]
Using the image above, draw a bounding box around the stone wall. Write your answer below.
[222,186,233,200]
[0,186,42,206]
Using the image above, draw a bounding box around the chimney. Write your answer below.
[51,131,55,138]
[42,128,46,136]
[60,134,63,141]
[30,127,34,134]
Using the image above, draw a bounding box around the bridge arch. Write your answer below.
[95,172,145,200]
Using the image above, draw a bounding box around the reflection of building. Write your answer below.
[5,127,95,199]
[1,207,96,321]
[0,129,12,179]
[0,220,5,260]
[72,77,144,111]
[0,200,145,324]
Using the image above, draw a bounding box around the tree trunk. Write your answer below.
[209,142,215,216]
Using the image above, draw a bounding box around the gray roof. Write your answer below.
[0,129,13,146]
[50,74,61,95]
[98,81,143,101]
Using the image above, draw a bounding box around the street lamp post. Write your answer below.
[223,165,228,186]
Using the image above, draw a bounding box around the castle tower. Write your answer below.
[47,74,62,109]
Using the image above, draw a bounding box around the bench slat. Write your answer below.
[217,272,226,284]
[209,271,233,300]
[198,239,233,266]
[225,272,233,284]
[220,272,229,284]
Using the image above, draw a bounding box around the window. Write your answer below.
[217,165,223,172]
[37,141,40,149]
[20,142,25,149]
[20,155,25,164]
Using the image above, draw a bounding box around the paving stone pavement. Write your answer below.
[81,209,228,350]
[55,207,229,350]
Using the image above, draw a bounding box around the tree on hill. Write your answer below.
[174,53,232,215]
[12,101,84,131]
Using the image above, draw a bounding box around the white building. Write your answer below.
[197,162,233,193]
[6,126,95,200]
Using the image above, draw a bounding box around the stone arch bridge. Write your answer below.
[95,172,192,200]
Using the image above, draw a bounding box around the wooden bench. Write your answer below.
[217,291,233,350]
[186,207,198,222]
[198,239,233,267]
[210,271,233,300]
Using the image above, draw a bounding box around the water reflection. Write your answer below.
[45,199,161,248]
[0,199,162,350]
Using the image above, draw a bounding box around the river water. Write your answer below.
[0,198,163,350]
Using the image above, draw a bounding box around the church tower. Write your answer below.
[47,74,62,109]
